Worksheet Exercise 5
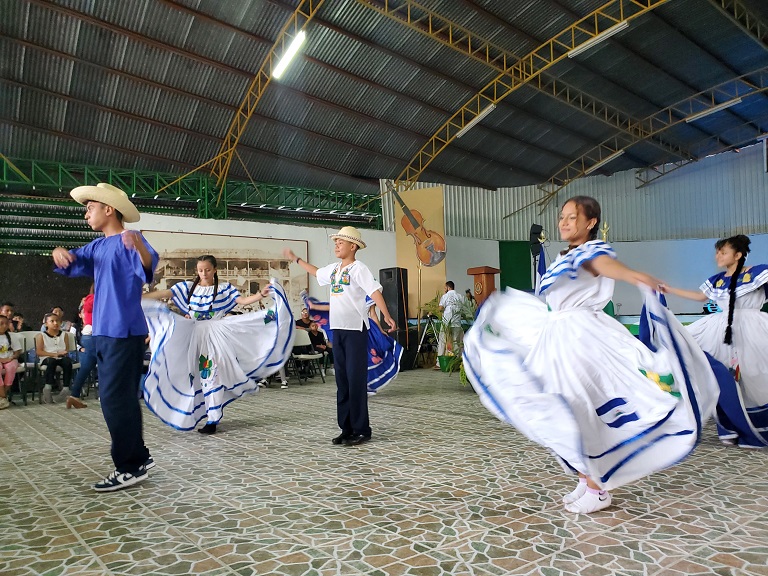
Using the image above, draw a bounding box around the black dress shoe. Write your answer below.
[198,423,217,435]
[331,433,351,445]
[344,434,371,446]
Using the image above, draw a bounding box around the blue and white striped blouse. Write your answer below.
[170,281,240,320]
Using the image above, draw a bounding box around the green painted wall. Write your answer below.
[498,241,533,291]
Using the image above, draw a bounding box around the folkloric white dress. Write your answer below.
[686,265,768,446]
[142,280,294,430]
[463,240,718,490]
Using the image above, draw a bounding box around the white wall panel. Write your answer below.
[397,143,768,242]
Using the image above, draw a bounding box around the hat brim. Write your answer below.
[329,233,366,249]
[71,186,141,223]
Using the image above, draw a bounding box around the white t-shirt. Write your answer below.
[440,289,464,327]
[317,260,382,331]
[0,332,21,360]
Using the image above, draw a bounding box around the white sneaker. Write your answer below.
[327,368,335,375]
[564,490,611,514]
[42,385,53,404]
[321,369,326,377]
[367,390,377,397]
[280,381,289,389]
[0,397,9,410]
[257,379,268,388]
[93,468,148,492]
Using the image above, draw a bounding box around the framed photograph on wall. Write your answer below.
[141,231,308,313]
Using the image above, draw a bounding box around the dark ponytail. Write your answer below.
[188,255,219,315]
[717,235,751,345]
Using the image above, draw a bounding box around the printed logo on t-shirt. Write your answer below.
[330,264,353,294]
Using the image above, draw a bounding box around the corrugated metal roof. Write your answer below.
[2,0,768,195]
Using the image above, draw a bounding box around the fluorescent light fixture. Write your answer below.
[258,204,266,208]
[153,195,158,199]
[196,198,202,203]
[240,202,247,206]
[568,21,629,58]
[685,97,742,123]
[455,104,496,139]
[329,210,337,214]
[131,193,136,198]
[584,149,625,175]
[312,208,321,213]
[175,196,181,201]
[272,30,306,80]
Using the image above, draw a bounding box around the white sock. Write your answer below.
[564,487,611,514]
[562,478,587,504]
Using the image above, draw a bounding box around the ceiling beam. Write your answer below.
[356,0,688,167]
[708,0,768,51]
[354,0,671,192]
[512,68,768,215]
[210,0,326,198]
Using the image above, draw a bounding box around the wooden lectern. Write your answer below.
[467,266,500,305]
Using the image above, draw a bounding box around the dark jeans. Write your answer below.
[71,334,98,399]
[41,356,73,388]
[333,327,370,437]
[94,335,150,474]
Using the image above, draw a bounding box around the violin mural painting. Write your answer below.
[387,181,446,267]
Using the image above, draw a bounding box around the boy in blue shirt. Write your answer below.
[53,183,158,492]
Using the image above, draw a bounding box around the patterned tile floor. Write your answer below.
[1,369,766,576]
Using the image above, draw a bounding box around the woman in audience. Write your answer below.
[663,235,768,448]
[142,255,293,434]
[36,312,73,404]
[463,195,718,514]
[67,286,96,409]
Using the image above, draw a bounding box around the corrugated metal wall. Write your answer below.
[383,142,768,242]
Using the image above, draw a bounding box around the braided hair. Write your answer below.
[717,235,751,345]
[188,255,219,317]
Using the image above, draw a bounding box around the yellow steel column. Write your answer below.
[210,0,326,203]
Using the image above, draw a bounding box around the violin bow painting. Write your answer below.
[386,180,446,267]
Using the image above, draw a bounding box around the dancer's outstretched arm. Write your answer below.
[585,255,663,290]
[236,285,271,306]
[143,289,172,300]
[659,285,708,302]
[283,248,318,277]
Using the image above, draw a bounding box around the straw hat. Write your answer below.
[330,226,366,249]
[70,183,141,223]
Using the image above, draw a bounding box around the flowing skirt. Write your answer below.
[687,310,768,447]
[142,282,295,430]
[366,322,404,393]
[463,288,718,490]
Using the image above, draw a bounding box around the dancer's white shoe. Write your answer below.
[564,490,611,514]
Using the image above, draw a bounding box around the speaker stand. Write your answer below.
[413,316,440,369]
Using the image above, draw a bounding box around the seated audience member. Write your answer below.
[1,303,15,331]
[11,313,33,332]
[307,321,332,374]
[35,313,73,404]
[41,306,73,332]
[0,314,22,409]
[295,307,313,330]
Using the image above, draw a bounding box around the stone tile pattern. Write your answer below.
[1,371,766,576]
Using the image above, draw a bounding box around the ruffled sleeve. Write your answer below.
[539,240,616,294]
[700,264,768,300]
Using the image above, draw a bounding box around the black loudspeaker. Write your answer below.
[529,224,543,256]
[379,266,409,346]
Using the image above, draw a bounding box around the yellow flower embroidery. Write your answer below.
[715,279,724,288]
[742,273,751,283]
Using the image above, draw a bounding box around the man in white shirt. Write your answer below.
[284,227,396,446]
[435,281,465,368]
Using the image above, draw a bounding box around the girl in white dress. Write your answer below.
[463,196,718,514]
[142,255,294,434]
[663,235,768,448]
